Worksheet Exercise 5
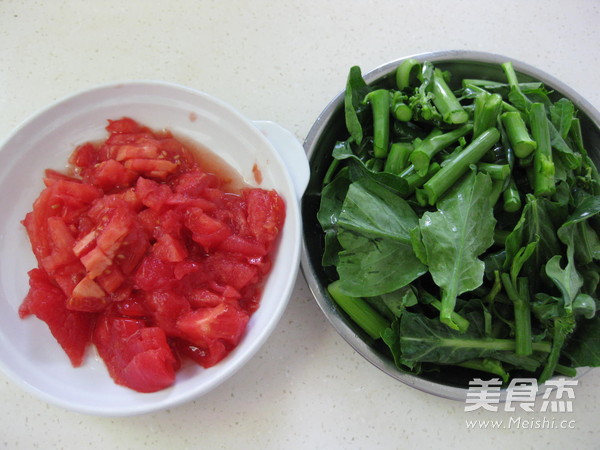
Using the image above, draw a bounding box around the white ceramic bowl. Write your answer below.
[0,81,309,416]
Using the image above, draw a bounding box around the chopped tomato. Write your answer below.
[93,314,177,393]
[19,268,94,367]
[20,117,285,393]
[144,290,191,336]
[106,117,143,134]
[176,302,249,357]
[84,159,137,191]
[184,207,231,251]
[244,188,286,251]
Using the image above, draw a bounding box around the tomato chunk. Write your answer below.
[176,302,249,366]
[244,188,286,251]
[93,314,177,393]
[20,269,94,367]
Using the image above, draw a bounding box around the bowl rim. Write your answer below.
[0,80,304,416]
[300,50,598,401]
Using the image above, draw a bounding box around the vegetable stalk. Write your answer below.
[327,280,388,340]
[391,91,412,121]
[431,69,469,124]
[501,61,532,111]
[529,102,556,196]
[501,111,537,158]
[501,274,533,355]
[473,92,503,138]
[396,58,421,90]
[426,297,470,332]
[422,127,501,205]
[409,123,473,176]
[458,358,509,383]
[478,163,511,181]
[502,178,522,212]
[404,162,441,195]
[384,142,412,174]
[365,89,391,158]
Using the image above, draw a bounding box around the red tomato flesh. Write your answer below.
[20,117,285,393]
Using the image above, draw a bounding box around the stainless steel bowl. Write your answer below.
[300,50,600,401]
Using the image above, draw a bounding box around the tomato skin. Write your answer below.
[218,234,267,258]
[120,347,177,393]
[21,117,286,392]
[116,224,151,275]
[174,170,220,196]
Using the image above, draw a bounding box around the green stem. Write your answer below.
[422,127,501,205]
[501,61,532,112]
[473,92,503,138]
[489,178,505,206]
[391,91,413,121]
[432,68,469,124]
[493,230,510,246]
[478,163,511,181]
[569,117,587,156]
[501,273,532,356]
[458,358,509,383]
[365,89,391,158]
[327,280,389,340]
[440,287,461,331]
[427,298,470,332]
[323,158,341,186]
[384,142,412,174]
[462,83,519,113]
[421,337,551,353]
[539,324,567,384]
[503,178,522,213]
[396,58,422,90]
[463,78,543,93]
[501,111,537,158]
[404,162,441,195]
[410,123,473,176]
[555,364,577,378]
[530,102,556,196]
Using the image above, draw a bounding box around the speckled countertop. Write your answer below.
[1,1,600,449]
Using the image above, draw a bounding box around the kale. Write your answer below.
[318,59,600,385]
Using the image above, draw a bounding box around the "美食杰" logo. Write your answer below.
[463,377,578,430]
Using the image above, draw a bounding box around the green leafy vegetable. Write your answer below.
[399,310,551,364]
[317,58,600,387]
[335,177,427,297]
[344,66,372,145]
[419,171,496,330]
